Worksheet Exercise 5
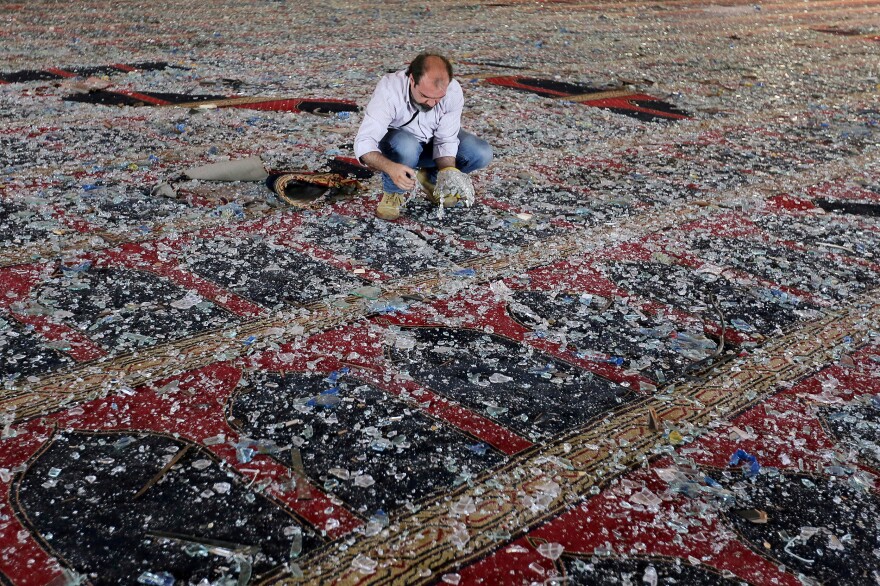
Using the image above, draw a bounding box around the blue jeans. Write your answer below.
[378,129,493,194]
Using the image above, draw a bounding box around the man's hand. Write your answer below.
[387,162,416,191]
[360,152,416,191]
[434,167,475,206]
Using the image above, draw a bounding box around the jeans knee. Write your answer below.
[472,140,493,169]
[458,135,493,173]
[380,130,422,167]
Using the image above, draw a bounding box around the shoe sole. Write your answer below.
[376,209,401,220]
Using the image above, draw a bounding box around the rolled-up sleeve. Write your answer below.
[354,78,395,161]
[432,82,464,160]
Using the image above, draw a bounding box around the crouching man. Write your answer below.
[353,53,493,220]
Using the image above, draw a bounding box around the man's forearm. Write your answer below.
[361,151,458,173]
[360,151,396,175]
[435,156,456,169]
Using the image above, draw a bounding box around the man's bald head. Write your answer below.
[407,53,454,89]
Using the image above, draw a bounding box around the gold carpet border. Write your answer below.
[290,293,879,585]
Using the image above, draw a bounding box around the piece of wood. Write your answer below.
[133,445,191,500]
[733,508,769,524]
[647,407,662,431]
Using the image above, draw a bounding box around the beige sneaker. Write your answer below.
[376,191,405,220]
[418,169,459,208]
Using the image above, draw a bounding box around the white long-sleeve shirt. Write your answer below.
[354,69,464,161]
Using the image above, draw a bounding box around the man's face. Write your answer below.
[410,75,447,112]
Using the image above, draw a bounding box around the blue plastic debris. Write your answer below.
[468,443,489,455]
[60,260,92,274]
[324,368,350,384]
[729,448,760,477]
[367,298,409,315]
[306,386,342,408]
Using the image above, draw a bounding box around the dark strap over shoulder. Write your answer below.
[394,110,419,129]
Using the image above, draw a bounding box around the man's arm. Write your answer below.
[434,156,456,170]
[354,74,417,191]
[431,81,464,163]
[360,151,416,191]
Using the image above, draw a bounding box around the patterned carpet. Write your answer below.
[1,1,879,584]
